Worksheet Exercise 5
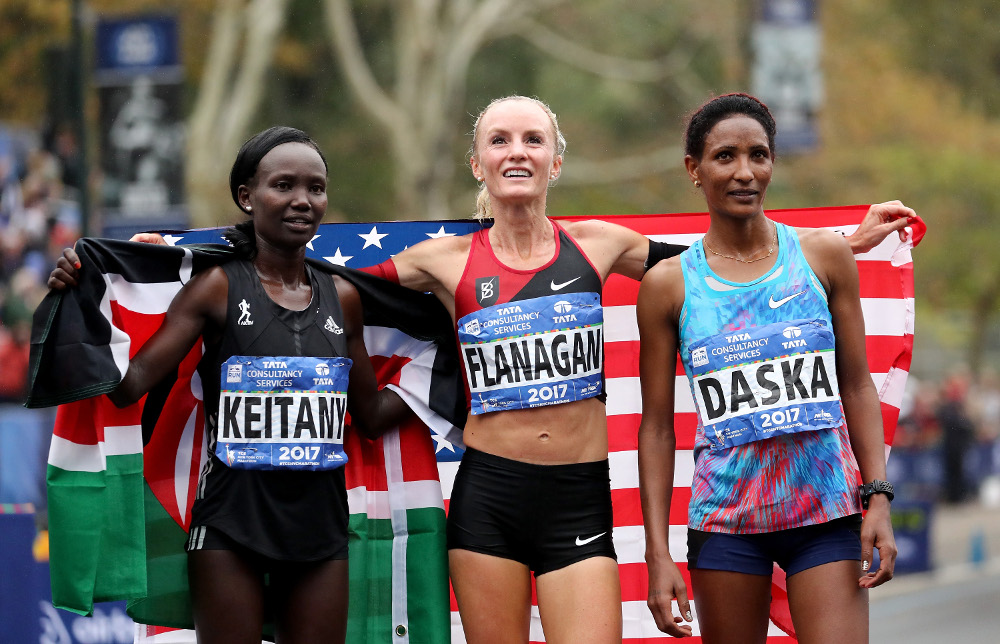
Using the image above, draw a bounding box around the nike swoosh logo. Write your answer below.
[768,291,805,309]
[550,277,581,291]
[575,532,607,546]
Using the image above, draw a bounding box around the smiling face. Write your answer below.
[470,99,562,210]
[686,114,774,220]
[238,142,328,250]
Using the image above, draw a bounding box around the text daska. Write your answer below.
[697,353,836,420]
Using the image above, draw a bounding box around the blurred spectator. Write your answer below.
[894,377,942,449]
[938,371,977,503]
[970,369,1000,443]
[0,318,29,401]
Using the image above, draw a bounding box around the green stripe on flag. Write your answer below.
[127,483,194,629]
[403,507,450,644]
[347,507,449,643]
[46,453,145,616]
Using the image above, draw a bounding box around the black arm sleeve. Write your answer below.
[644,239,688,271]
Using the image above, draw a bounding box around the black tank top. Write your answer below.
[192,259,351,560]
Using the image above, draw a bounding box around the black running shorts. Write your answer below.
[446,447,617,575]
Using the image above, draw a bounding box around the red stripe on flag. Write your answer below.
[344,430,389,492]
[608,414,700,452]
[618,562,692,603]
[143,343,205,530]
[52,398,101,445]
[370,354,410,388]
[397,417,443,483]
[607,413,699,452]
[109,301,166,358]
[881,403,901,446]
[613,487,690,527]
[856,263,911,299]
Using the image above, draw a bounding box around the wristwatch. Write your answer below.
[859,480,895,509]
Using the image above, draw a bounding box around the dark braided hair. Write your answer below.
[224,126,327,259]
[684,93,777,160]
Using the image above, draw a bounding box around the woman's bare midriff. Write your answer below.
[461,396,609,464]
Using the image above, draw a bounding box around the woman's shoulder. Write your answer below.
[408,230,476,256]
[560,217,633,240]
[793,226,854,263]
[792,225,849,251]
[640,256,685,298]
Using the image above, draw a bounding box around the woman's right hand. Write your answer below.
[646,555,694,637]
[47,247,82,291]
[129,232,168,245]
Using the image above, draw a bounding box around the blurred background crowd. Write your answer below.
[0,126,79,513]
[894,371,1000,508]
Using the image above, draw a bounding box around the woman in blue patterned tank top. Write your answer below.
[636,94,906,643]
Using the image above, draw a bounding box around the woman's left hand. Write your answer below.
[858,495,897,588]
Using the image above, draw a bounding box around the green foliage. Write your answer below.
[886,0,1000,117]
[0,1,68,124]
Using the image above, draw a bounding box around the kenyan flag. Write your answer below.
[29,238,460,642]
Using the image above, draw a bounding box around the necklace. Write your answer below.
[703,221,777,264]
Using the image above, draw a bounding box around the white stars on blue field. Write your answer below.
[324,248,354,266]
[358,226,389,249]
[167,220,485,268]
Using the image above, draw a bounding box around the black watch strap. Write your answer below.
[859,480,895,509]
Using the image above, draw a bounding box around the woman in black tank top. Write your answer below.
[48,127,411,644]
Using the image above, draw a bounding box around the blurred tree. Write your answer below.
[185,0,292,227]
[318,0,730,221]
[771,0,1000,375]
[0,2,67,125]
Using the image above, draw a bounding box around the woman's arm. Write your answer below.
[561,219,673,281]
[636,259,693,637]
[804,229,898,588]
[110,267,227,407]
[46,244,224,407]
[334,276,413,439]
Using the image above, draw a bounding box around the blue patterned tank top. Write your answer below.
[678,222,862,533]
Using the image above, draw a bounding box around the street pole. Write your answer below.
[71,0,90,237]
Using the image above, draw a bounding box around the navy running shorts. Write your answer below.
[447,447,617,576]
[687,514,862,577]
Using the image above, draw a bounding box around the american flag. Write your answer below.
[135,204,916,642]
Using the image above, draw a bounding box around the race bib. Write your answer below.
[687,319,843,451]
[457,292,604,414]
[215,355,352,470]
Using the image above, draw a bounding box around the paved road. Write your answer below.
[869,500,1000,643]
[870,562,1000,643]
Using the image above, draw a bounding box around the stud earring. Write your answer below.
[693,180,701,188]
[246,206,252,212]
